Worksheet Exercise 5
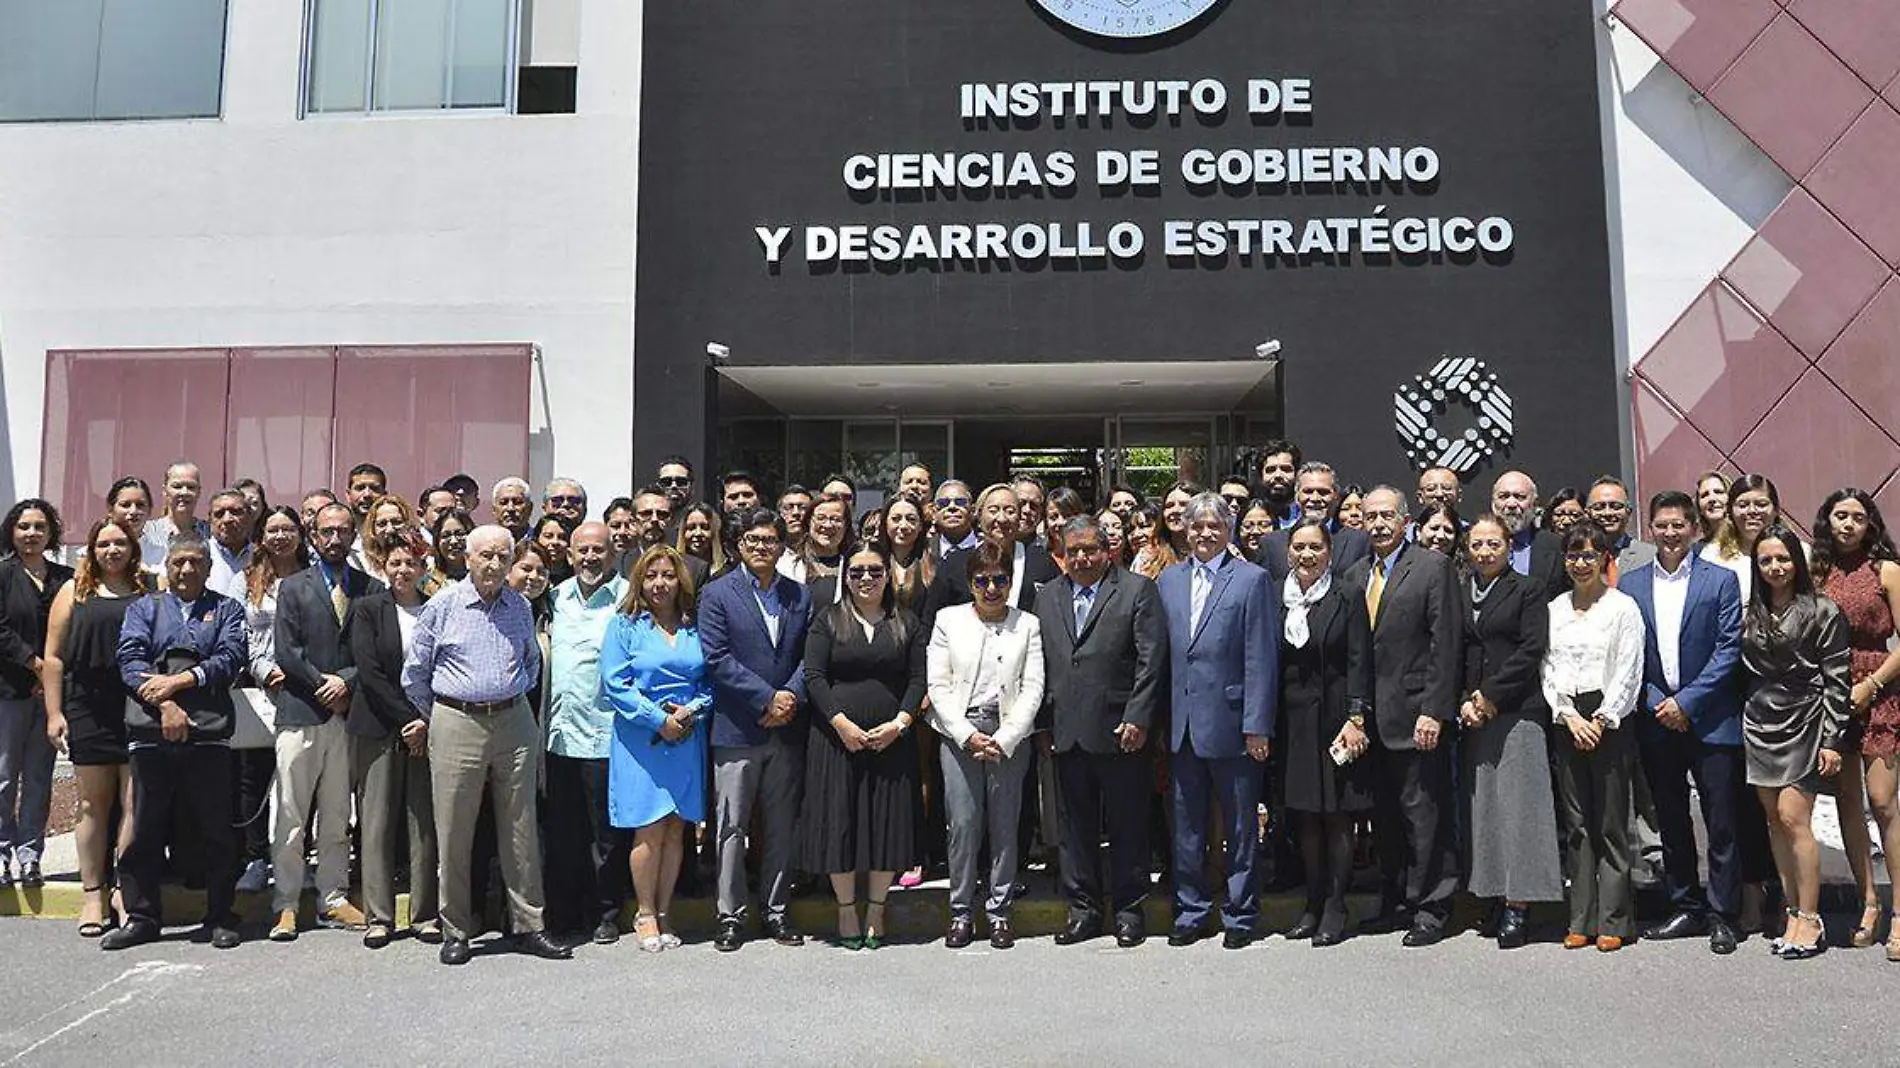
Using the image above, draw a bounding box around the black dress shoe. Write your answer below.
[1709,916,1738,956]
[1497,906,1530,950]
[1054,918,1102,946]
[100,918,160,951]
[990,920,1015,949]
[945,919,974,949]
[1115,918,1146,948]
[208,925,242,950]
[1313,922,1348,948]
[1643,911,1708,941]
[592,919,621,945]
[765,919,805,946]
[1402,922,1445,948]
[1222,929,1251,950]
[1167,926,1207,947]
[439,938,472,966]
[714,919,744,952]
[517,930,574,960]
[1285,912,1320,941]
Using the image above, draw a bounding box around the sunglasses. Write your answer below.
[971,574,1011,590]
[547,495,585,506]
[636,508,670,519]
[656,476,691,487]
[935,496,972,508]
[847,566,886,579]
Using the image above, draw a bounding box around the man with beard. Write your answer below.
[1257,440,1302,529]
[1490,470,1568,600]
[630,486,707,587]
[899,463,934,505]
[777,486,814,560]
[1012,476,1048,549]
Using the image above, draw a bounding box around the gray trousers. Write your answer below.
[713,734,804,924]
[941,739,1031,923]
[429,700,544,940]
[0,697,53,867]
[1554,721,1635,940]
[352,732,438,928]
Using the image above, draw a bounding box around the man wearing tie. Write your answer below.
[1342,486,1461,946]
[269,503,378,940]
[1035,515,1168,948]
[1157,494,1278,949]
[698,507,814,952]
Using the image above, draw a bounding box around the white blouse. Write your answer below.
[1541,586,1645,728]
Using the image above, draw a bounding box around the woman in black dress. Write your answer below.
[42,517,146,936]
[1276,518,1373,947]
[0,498,74,891]
[799,541,927,949]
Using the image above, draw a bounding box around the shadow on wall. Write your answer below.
[0,328,14,503]
[528,346,554,491]
[1617,53,1789,231]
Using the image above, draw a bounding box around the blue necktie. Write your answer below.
[1074,586,1093,634]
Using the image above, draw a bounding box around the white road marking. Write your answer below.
[1,960,203,1065]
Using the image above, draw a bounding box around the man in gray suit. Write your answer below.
[1588,475,1656,583]
[1341,486,1461,946]
[1035,515,1168,948]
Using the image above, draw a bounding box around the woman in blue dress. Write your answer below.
[602,545,711,953]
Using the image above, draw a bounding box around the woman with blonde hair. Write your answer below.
[357,494,421,584]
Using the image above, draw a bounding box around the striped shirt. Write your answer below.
[401,577,542,717]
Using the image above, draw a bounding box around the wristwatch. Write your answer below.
[1345,712,1365,729]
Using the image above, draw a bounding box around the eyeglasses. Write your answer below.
[547,495,584,507]
[971,574,1011,590]
[636,509,670,519]
[656,476,691,487]
[739,534,781,549]
[847,566,886,579]
[1586,501,1629,514]
[1564,551,1600,563]
[935,496,971,508]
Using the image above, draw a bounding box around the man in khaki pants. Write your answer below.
[402,525,570,967]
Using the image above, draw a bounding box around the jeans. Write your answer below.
[0,697,54,867]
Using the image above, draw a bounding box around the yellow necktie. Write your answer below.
[331,579,349,624]
[1366,558,1387,622]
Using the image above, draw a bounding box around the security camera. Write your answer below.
[1254,340,1282,359]
[706,342,731,364]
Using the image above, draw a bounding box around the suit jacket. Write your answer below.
[1524,528,1572,602]
[1342,544,1460,749]
[1156,556,1279,759]
[1032,566,1168,754]
[925,604,1045,758]
[922,541,1060,632]
[274,563,382,728]
[117,589,246,743]
[698,567,812,749]
[1619,555,1744,745]
[1254,524,1371,587]
[1613,537,1658,585]
[1459,568,1549,719]
[346,590,422,739]
[0,557,74,699]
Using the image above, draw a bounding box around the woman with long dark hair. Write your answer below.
[786,495,851,586]
[232,505,310,894]
[1540,488,1586,538]
[1808,488,1900,957]
[1413,504,1465,562]
[424,508,473,594]
[1703,474,1781,604]
[1334,484,1367,531]
[881,496,933,613]
[1044,487,1089,573]
[677,503,729,581]
[531,515,576,590]
[0,499,72,890]
[105,476,163,575]
[1741,525,1851,959]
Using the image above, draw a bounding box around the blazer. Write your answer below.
[1524,529,1572,602]
[1613,537,1659,583]
[0,556,74,699]
[922,540,1060,632]
[117,589,246,743]
[1342,544,1461,749]
[1619,554,1744,745]
[345,590,423,739]
[1033,566,1169,754]
[273,563,383,728]
[1254,524,1371,587]
[1156,556,1278,759]
[1459,568,1549,719]
[698,567,812,749]
[925,604,1045,759]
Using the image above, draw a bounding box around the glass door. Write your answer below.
[1104,415,1219,499]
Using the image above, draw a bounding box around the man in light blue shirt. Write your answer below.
[542,521,632,945]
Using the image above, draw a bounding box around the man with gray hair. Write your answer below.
[491,477,533,544]
[1491,470,1567,599]
[403,525,569,965]
[1255,461,1370,585]
[543,477,588,526]
[1342,485,1461,946]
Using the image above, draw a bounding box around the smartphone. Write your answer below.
[1329,739,1356,766]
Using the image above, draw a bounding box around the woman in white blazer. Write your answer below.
[927,540,1045,950]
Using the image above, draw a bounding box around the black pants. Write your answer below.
[1553,723,1635,939]
[1639,731,1746,919]
[232,747,275,863]
[1054,747,1151,924]
[122,745,237,928]
[543,754,631,933]
[1371,741,1459,926]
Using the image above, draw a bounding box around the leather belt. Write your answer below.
[437,694,523,715]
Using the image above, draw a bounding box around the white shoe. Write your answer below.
[235,860,271,895]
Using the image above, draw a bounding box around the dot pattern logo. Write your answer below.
[1394,356,1514,474]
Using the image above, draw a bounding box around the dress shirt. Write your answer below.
[1652,554,1693,690]
[207,539,252,601]
[401,578,543,717]
[1189,552,1227,633]
[1508,527,1535,576]
[243,582,280,682]
[747,570,783,646]
[1700,544,1751,609]
[1073,581,1097,633]
[545,573,627,760]
[965,617,1012,711]
[138,515,209,567]
[935,531,979,560]
[1541,587,1645,728]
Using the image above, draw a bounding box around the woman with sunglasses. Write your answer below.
[798,542,927,949]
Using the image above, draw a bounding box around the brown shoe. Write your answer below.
[1562,932,1589,950]
[1596,935,1624,953]
[319,899,368,930]
[269,909,300,942]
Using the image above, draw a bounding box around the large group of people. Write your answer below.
[0,446,1896,969]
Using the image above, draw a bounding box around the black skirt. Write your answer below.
[60,595,134,766]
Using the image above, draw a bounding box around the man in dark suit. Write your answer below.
[699,507,812,952]
[923,484,1060,630]
[1256,461,1370,585]
[269,502,381,940]
[1491,470,1569,601]
[1342,486,1461,946]
[625,485,709,587]
[1619,490,1746,954]
[1035,515,1168,948]
[1157,493,1278,949]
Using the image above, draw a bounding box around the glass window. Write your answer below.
[307,0,516,115]
[0,0,227,122]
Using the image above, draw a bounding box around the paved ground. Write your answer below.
[0,916,1893,1067]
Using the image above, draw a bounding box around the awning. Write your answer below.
[716,359,1277,418]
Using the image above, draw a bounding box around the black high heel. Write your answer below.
[1777,911,1828,960]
